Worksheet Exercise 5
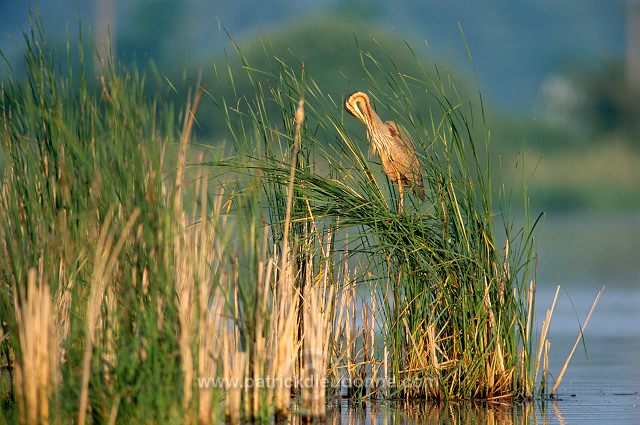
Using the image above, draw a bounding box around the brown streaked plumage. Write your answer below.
[344,91,425,212]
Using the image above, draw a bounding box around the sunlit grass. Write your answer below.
[0,18,600,424]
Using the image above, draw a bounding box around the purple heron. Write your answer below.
[344,91,425,212]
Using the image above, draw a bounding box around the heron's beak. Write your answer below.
[344,94,356,116]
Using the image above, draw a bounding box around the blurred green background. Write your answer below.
[1,0,639,288]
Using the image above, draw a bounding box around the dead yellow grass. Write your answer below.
[13,268,59,425]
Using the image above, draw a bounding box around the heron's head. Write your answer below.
[344,91,371,124]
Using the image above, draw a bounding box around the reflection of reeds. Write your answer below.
[312,398,562,425]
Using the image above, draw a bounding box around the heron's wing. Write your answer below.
[385,121,424,197]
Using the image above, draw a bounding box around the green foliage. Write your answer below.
[575,63,640,145]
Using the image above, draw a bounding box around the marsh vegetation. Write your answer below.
[0,22,599,424]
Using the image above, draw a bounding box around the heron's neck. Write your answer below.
[365,109,388,156]
[364,106,384,130]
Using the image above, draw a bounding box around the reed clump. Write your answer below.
[210,37,600,404]
[0,18,599,424]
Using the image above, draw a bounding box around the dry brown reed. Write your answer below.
[274,94,306,419]
[13,267,59,425]
[172,86,233,424]
[174,86,204,421]
[245,229,274,421]
[301,262,334,419]
[551,287,603,395]
[195,187,227,425]
[534,285,560,391]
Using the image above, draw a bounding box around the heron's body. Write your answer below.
[345,91,424,211]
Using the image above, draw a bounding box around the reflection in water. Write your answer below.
[288,399,565,424]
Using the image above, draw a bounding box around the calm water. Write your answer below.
[309,287,640,424]
[308,212,640,424]
[532,212,640,423]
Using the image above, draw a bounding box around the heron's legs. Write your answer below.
[396,173,404,213]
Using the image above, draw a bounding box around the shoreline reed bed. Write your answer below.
[0,21,600,424]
